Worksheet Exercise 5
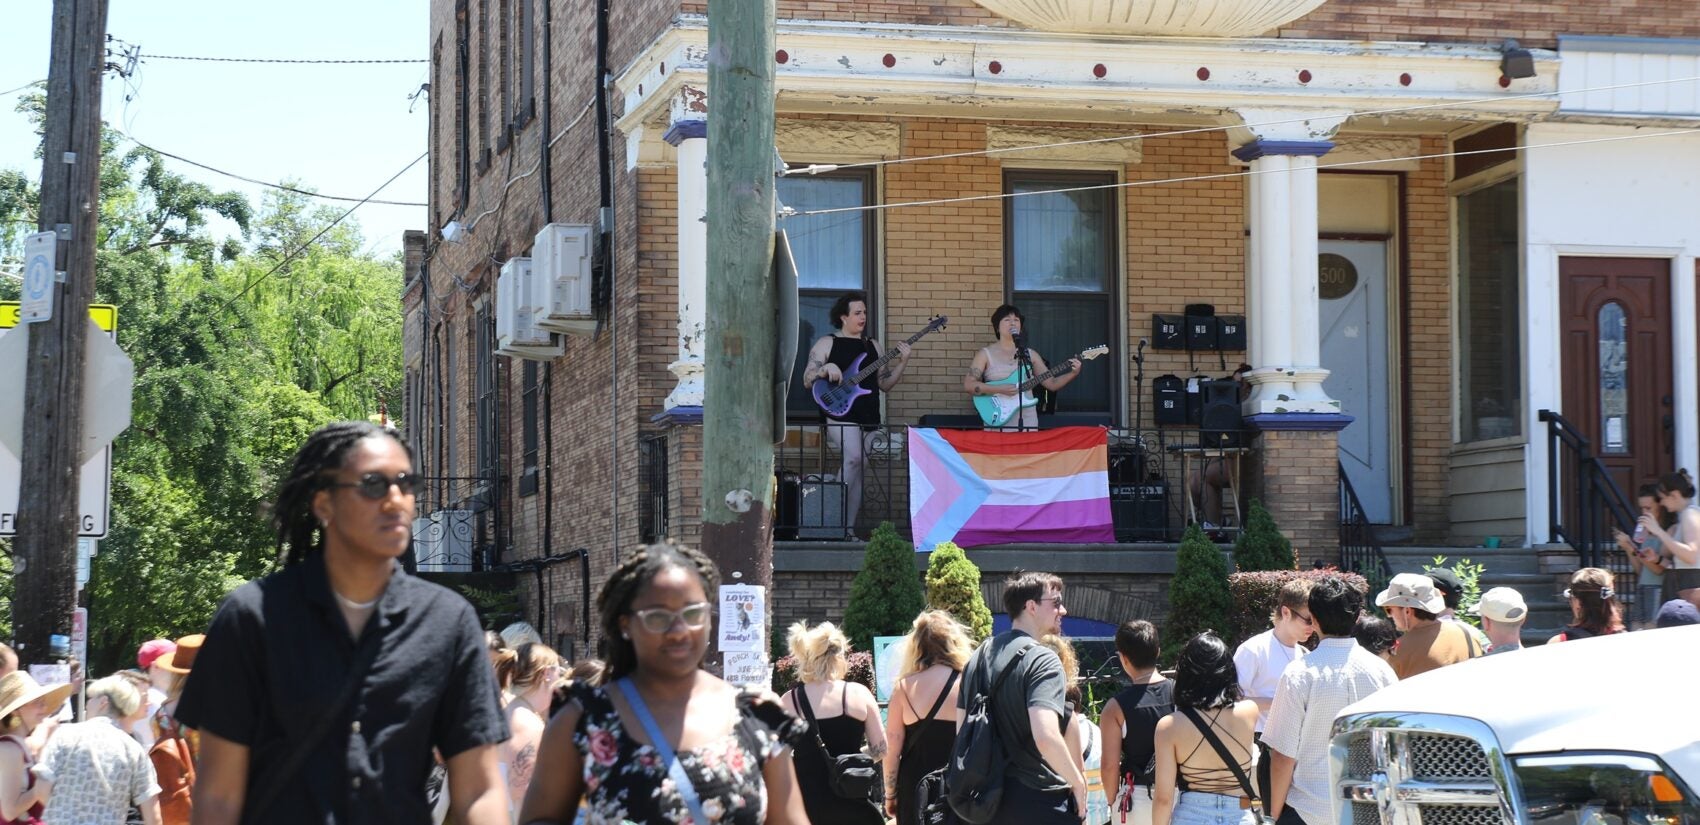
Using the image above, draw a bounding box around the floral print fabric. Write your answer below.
[570,681,804,825]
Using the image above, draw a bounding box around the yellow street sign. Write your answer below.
[0,302,117,332]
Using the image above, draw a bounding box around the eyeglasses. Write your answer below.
[1038,596,1065,610]
[1295,612,1315,627]
[630,603,712,634]
[327,472,421,500]
[1564,587,1614,600]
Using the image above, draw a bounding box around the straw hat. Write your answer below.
[158,634,204,675]
[0,671,76,727]
[1374,573,1446,613]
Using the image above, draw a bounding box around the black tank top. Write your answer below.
[824,336,881,427]
[1112,680,1174,785]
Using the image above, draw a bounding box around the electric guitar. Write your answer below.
[811,315,949,418]
[973,344,1109,427]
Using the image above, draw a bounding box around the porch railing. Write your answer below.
[1540,410,1636,577]
[409,476,500,573]
[1338,461,1392,591]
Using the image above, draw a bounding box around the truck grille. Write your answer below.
[1351,802,1381,825]
[1418,805,1503,825]
[1408,734,1492,781]
[1346,736,1376,778]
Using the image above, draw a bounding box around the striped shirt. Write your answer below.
[1264,638,1396,825]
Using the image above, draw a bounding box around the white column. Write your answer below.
[664,120,707,411]
[1675,255,1700,478]
[1243,153,1299,412]
[1285,154,1332,405]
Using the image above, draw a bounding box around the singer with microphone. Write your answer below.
[964,304,1082,431]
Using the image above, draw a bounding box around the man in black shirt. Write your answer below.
[957,570,1088,823]
[176,422,509,824]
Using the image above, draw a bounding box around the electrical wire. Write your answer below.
[113,132,429,207]
[783,127,1700,218]
[139,54,427,65]
[460,95,596,236]
[0,81,44,98]
[781,73,1700,177]
[220,151,427,310]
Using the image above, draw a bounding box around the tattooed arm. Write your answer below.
[876,340,912,391]
[804,336,839,385]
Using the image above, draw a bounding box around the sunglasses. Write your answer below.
[1564,587,1614,600]
[327,472,421,500]
[630,603,712,634]
[1038,596,1065,610]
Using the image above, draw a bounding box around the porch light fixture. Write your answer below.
[1501,39,1536,79]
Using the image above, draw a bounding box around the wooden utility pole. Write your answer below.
[13,0,108,664]
[700,0,776,673]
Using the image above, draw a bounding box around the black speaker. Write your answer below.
[1199,379,1243,448]
[1185,375,1209,426]
[1109,446,1147,484]
[1153,374,1186,425]
[1186,315,1220,351]
[1112,481,1170,542]
[1217,315,1246,350]
[1152,314,1185,349]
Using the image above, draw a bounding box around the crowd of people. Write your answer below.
[4,421,1698,825]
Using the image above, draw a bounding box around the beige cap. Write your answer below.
[1469,587,1528,624]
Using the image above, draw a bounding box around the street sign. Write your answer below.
[75,538,93,591]
[21,232,55,324]
[0,447,110,537]
[0,315,132,464]
[71,608,87,667]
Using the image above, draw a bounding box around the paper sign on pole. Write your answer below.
[71,608,87,668]
[718,584,765,653]
[723,651,772,690]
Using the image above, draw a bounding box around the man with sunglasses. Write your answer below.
[1231,578,1314,805]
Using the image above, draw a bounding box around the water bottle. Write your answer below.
[1632,522,1647,545]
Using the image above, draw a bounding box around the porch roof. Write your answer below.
[614,15,1560,140]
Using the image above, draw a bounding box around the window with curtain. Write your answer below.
[776,170,876,413]
[1456,176,1521,443]
[1005,170,1118,416]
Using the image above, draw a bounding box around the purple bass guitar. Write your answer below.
[811,315,948,418]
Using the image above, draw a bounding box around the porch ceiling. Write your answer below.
[614,16,1560,138]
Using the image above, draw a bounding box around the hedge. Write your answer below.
[772,649,876,696]
[1225,568,1370,650]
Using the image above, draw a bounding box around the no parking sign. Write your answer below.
[21,232,55,324]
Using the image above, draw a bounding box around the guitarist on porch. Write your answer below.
[803,291,911,538]
[964,304,1082,430]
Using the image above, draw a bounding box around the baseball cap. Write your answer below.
[1374,573,1445,613]
[1426,568,1463,598]
[1656,599,1700,628]
[1469,587,1527,623]
[136,639,176,670]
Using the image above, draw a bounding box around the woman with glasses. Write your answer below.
[1641,469,1700,607]
[785,622,886,825]
[497,643,563,821]
[1548,568,1627,643]
[519,542,809,825]
[176,421,511,825]
[1153,633,1261,825]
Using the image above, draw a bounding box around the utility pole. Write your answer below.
[13,0,109,664]
[700,0,776,674]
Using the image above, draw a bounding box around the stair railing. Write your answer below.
[1539,409,1637,568]
[1338,462,1392,591]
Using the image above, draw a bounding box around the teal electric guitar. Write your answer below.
[973,345,1108,427]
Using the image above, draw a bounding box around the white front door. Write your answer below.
[1319,240,1395,523]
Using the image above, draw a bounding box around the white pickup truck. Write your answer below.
[1330,624,1700,825]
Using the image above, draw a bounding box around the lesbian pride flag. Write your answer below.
[908,426,1114,550]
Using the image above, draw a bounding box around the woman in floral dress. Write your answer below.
[518,543,809,825]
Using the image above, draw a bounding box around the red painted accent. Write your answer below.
[1093,63,1107,79]
[1298,69,1312,84]
[660,62,666,75]
[1197,66,1210,81]
[776,50,789,64]
[988,60,1003,75]
[1499,74,1511,88]
[638,84,643,95]
[883,53,896,68]
[1399,72,1412,87]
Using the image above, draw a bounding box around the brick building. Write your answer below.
[405,0,1700,656]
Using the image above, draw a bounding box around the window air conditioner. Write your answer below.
[496,257,564,360]
[533,223,596,336]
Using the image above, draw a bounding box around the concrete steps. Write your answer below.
[1374,546,1573,646]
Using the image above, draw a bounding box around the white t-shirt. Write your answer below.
[131,685,166,748]
[1264,639,1396,825]
[1233,628,1305,732]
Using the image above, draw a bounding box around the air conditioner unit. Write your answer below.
[533,223,597,335]
[496,257,564,360]
[412,510,475,572]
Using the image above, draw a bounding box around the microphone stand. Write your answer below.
[1014,332,1035,432]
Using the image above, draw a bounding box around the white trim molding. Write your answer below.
[964,0,1327,38]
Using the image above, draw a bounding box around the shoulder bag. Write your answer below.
[245,628,384,815]
[1177,706,1257,806]
[792,683,883,801]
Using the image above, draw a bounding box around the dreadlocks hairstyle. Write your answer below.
[598,542,721,681]
[272,421,411,565]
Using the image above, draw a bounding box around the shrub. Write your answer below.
[842,522,927,652]
[1164,523,1233,660]
[1225,568,1371,649]
[772,650,875,696]
[1425,556,1486,629]
[924,541,993,642]
[1232,499,1294,572]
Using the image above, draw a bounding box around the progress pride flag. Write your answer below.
[908,426,1114,550]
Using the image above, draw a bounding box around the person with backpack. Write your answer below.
[951,570,1087,824]
[883,611,970,825]
[1098,621,1171,825]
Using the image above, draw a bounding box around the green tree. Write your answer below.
[841,522,926,653]
[1232,499,1294,572]
[1166,523,1233,659]
[924,541,992,642]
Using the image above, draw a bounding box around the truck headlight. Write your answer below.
[1513,753,1697,825]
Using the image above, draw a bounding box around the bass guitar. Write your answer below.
[973,344,1109,427]
[811,315,948,418]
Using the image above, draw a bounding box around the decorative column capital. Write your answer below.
[1228,107,1350,146]
[1232,139,1335,162]
[663,118,708,146]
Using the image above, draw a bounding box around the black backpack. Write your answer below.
[944,640,1034,824]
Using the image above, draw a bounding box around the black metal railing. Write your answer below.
[1339,461,1392,592]
[1540,410,1636,575]
[638,433,670,544]
[773,422,1257,544]
[409,476,499,573]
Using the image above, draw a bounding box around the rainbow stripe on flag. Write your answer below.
[908,426,1114,550]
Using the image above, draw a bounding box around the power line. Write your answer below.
[139,53,426,65]
[115,132,428,207]
[783,127,1700,218]
[220,151,427,310]
[0,81,45,97]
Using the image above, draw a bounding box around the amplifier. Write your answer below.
[775,473,849,540]
[1112,481,1169,542]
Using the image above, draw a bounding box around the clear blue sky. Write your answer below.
[2,0,429,259]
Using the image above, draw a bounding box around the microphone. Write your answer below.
[1012,331,1028,358]
[1135,337,1147,364]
